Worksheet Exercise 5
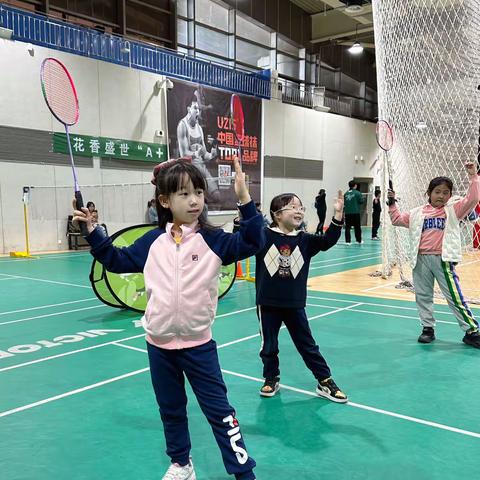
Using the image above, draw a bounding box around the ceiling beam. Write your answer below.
[311,25,374,44]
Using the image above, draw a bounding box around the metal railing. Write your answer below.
[324,96,352,117]
[271,80,329,111]
[0,3,271,99]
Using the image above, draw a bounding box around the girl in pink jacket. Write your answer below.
[74,157,263,480]
[388,162,480,348]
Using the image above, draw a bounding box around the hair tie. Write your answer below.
[151,157,193,185]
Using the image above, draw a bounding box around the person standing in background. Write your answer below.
[344,181,364,244]
[372,189,381,240]
[314,189,327,235]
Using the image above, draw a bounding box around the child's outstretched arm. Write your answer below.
[453,162,480,219]
[73,199,155,273]
[208,157,265,264]
[388,190,410,227]
[307,190,344,255]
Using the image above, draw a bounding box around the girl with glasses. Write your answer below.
[254,192,348,403]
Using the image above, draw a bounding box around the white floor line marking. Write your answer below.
[219,370,480,439]
[310,255,381,270]
[0,305,107,327]
[0,274,90,289]
[0,333,147,373]
[307,294,480,313]
[111,342,147,354]
[0,305,359,417]
[4,304,477,438]
[0,306,262,373]
[310,251,378,265]
[0,298,98,316]
[348,307,457,325]
[216,307,256,318]
[0,368,150,418]
[218,303,361,349]
[217,334,261,349]
[0,276,21,281]
[362,282,398,292]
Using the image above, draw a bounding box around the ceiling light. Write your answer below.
[341,0,364,13]
[348,24,364,55]
[415,121,428,130]
[348,41,364,54]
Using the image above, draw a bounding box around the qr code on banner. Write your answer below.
[218,165,232,186]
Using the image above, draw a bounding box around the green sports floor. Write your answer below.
[1,237,479,480]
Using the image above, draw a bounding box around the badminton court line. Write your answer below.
[0,306,261,373]
[0,304,358,416]
[0,298,98,316]
[3,339,479,441]
[310,255,381,270]
[0,273,91,289]
[0,304,108,327]
[220,370,480,440]
[310,251,378,265]
[307,294,480,313]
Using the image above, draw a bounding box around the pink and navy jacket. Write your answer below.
[87,201,265,350]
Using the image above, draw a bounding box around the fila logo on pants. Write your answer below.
[222,414,248,464]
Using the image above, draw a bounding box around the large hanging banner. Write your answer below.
[167,80,262,212]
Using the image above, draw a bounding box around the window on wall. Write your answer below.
[277,53,300,79]
[177,19,188,46]
[195,0,229,31]
[177,0,188,17]
[196,52,232,67]
[277,36,300,57]
[195,25,230,58]
[236,39,271,69]
[236,14,271,46]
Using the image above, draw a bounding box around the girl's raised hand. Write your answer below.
[233,156,251,205]
[466,162,477,176]
[333,190,344,214]
[72,198,94,234]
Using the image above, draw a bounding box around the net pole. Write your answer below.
[10,187,36,259]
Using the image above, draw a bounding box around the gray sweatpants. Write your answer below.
[412,254,478,332]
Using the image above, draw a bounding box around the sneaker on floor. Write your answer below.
[463,329,480,349]
[356,240,364,244]
[418,326,435,343]
[372,237,380,241]
[259,377,280,397]
[316,377,348,403]
[345,242,351,246]
[162,459,196,480]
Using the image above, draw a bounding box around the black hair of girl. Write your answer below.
[269,193,302,227]
[86,201,95,209]
[153,160,217,230]
[426,176,453,202]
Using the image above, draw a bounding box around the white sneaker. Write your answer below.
[162,459,196,480]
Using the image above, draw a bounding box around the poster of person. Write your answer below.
[167,79,262,212]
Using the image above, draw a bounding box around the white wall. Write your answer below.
[0,38,380,253]
[263,99,379,231]
[0,40,167,253]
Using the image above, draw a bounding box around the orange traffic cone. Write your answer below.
[236,261,244,278]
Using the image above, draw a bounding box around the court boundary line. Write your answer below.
[307,294,480,313]
[0,298,98,316]
[0,304,108,327]
[3,341,479,440]
[0,274,91,289]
